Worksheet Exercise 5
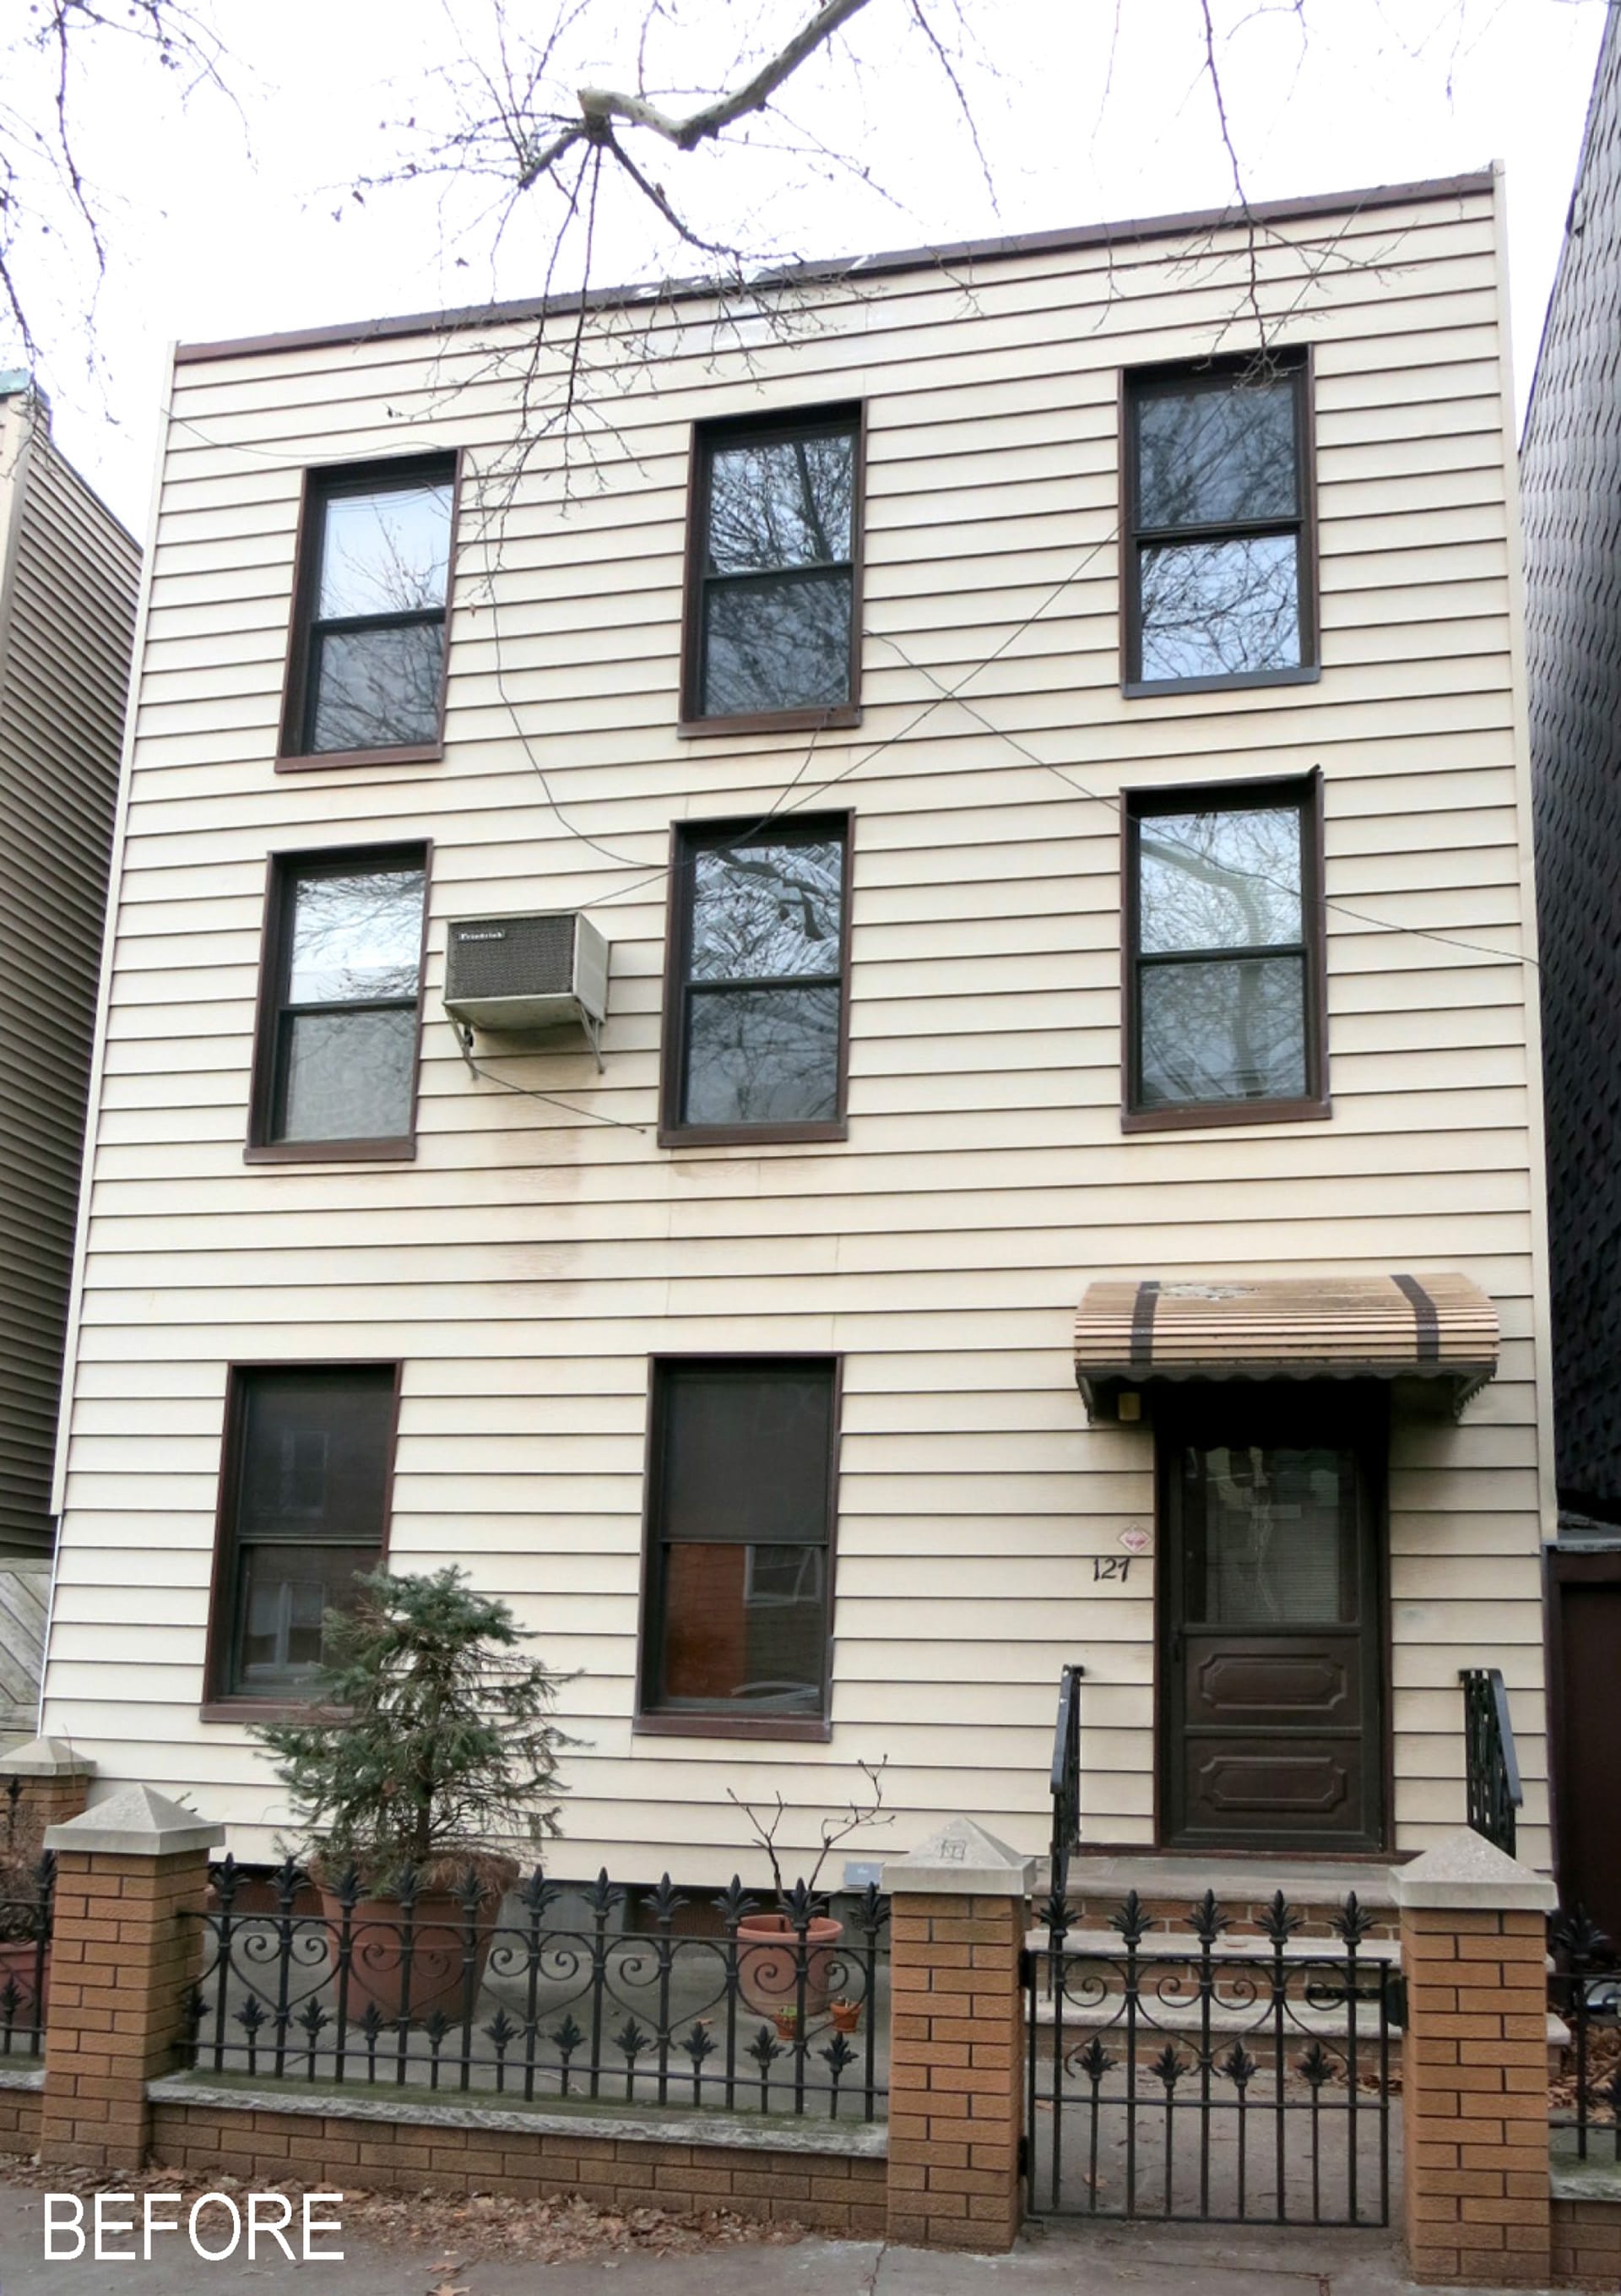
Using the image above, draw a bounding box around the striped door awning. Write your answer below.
[1073,1273,1499,1418]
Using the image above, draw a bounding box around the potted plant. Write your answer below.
[252,1565,571,2027]
[828,1996,860,2035]
[729,1759,889,2019]
[0,1797,52,2042]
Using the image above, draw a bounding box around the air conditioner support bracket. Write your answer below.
[581,1011,604,1072]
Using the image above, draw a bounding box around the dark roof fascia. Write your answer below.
[173,170,1497,370]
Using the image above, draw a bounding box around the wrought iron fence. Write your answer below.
[1025,1888,1396,2226]
[1550,1904,1621,2162]
[0,1851,54,2058]
[185,1859,888,2122]
[1459,1666,1522,1856]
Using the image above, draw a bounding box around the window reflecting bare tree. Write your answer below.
[699,422,856,717]
[1131,365,1306,682]
[273,863,426,1143]
[679,828,845,1126]
[1134,801,1309,1108]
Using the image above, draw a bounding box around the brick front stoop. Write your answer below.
[41,1786,223,2173]
[881,1815,1033,2253]
[1391,1828,1558,2288]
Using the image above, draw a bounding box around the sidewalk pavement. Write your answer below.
[0,2184,1562,2296]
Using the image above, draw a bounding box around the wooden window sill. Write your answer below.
[1123,1096,1331,1134]
[274,741,444,773]
[245,1138,417,1164]
[1122,665,1320,701]
[633,1713,832,1744]
[199,1700,349,1724]
[658,1120,848,1151]
[677,706,860,740]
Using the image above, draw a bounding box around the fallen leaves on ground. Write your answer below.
[1550,2022,1621,2119]
[4,2163,805,2266]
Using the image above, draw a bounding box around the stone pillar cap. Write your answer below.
[1390,1826,1557,1913]
[44,1783,225,1859]
[0,1736,96,1779]
[883,1815,1035,1897]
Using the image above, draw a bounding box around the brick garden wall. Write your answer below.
[147,2098,887,2238]
[0,2080,40,2158]
[1551,2195,1621,2288]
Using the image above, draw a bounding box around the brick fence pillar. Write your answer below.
[1392,1827,1557,2288]
[0,1737,96,1843]
[882,1815,1033,2253]
[41,1784,223,2172]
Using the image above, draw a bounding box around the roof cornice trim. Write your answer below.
[174,169,1495,368]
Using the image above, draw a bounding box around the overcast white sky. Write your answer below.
[19,0,1611,528]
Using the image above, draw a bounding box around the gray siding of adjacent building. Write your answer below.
[0,393,139,1554]
[1523,7,1621,1523]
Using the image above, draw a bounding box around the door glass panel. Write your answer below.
[1183,1441,1357,1625]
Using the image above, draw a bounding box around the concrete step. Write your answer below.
[1039,1852,1399,1915]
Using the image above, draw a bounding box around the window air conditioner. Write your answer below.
[442,912,609,1061]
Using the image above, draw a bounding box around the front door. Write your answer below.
[1160,1394,1385,1851]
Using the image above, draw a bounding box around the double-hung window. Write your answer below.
[683,408,862,729]
[282,456,455,764]
[638,1359,838,1737]
[206,1365,397,1707]
[662,816,850,1143]
[1125,356,1315,692]
[1125,777,1326,1128]
[248,848,428,1159]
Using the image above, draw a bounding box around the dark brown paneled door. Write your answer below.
[1161,1397,1385,1851]
[1550,1550,1621,1944]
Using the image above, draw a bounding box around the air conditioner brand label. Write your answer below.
[456,929,507,941]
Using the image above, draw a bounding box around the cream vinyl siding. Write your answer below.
[43,175,1553,1876]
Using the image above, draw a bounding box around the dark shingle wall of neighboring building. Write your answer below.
[1524,4,1621,1523]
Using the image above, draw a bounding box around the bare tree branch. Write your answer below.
[572,0,875,156]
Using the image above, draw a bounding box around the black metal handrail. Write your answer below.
[186,1859,889,2123]
[1049,1663,1084,1905]
[1459,1666,1522,1856]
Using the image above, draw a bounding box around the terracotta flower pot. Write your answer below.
[735,1912,843,2017]
[829,1999,860,2035]
[320,1886,500,2029]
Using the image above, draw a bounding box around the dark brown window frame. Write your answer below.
[659,811,854,1149]
[1121,350,1319,698]
[200,1359,403,1720]
[633,1354,842,1744]
[679,404,865,737]
[1121,769,1329,1134]
[276,450,462,772]
[245,839,433,1164]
